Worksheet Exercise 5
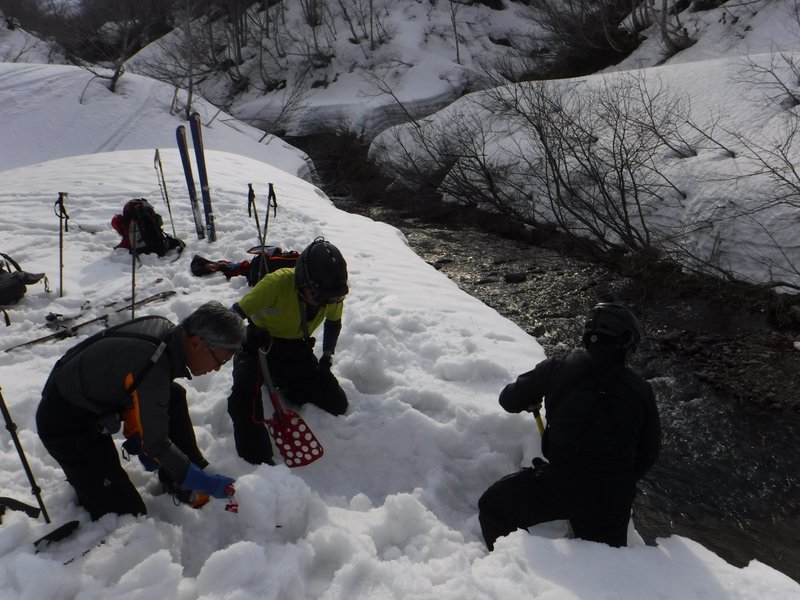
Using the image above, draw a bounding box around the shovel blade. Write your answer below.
[266,408,324,467]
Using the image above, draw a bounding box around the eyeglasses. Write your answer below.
[205,342,232,368]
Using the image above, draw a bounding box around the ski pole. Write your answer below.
[154,149,177,237]
[130,222,137,319]
[254,184,278,282]
[247,183,264,246]
[263,183,277,241]
[54,193,69,298]
[0,386,50,523]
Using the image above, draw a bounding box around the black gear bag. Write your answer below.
[112,199,185,257]
[0,253,47,307]
[246,245,299,286]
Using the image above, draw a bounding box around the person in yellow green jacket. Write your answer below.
[228,237,349,465]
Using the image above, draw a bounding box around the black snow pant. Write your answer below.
[478,460,634,550]
[227,332,348,465]
[36,380,206,521]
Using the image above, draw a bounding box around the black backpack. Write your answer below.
[51,315,172,433]
[112,199,185,257]
[0,253,47,306]
[1,253,48,325]
[246,245,299,286]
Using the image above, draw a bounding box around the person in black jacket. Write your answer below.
[36,301,245,520]
[478,302,661,550]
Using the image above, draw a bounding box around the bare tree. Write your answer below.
[732,117,800,212]
[133,1,216,118]
[653,0,695,57]
[532,0,641,75]
[59,0,175,93]
[300,0,325,27]
[337,0,390,52]
[736,52,800,109]
[448,0,466,65]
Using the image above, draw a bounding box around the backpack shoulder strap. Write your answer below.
[120,335,169,402]
[0,253,22,273]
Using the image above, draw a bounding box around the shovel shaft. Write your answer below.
[259,350,286,416]
[269,391,286,425]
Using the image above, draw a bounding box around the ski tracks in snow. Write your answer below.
[91,78,160,154]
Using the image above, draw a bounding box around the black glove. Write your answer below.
[319,354,333,369]
[244,324,270,352]
[306,337,317,352]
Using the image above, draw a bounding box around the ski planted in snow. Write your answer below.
[189,112,216,242]
[176,125,205,240]
[4,290,177,352]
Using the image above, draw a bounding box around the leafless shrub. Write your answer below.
[736,52,800,109]
[337,0,390,52]
[531,0,642,75]
[652,0,695,57]
[372,62,800,289]
[133,13,221,118]
[732,117,800,211]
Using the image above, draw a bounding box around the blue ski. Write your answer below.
[189,113,216,242]
[176,125,205,240]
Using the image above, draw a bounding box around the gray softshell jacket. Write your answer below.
[51,316,194,482]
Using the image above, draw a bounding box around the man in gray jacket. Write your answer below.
[36,301,244,520]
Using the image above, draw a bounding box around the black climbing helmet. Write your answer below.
[582,302,643,352]
[295,237,349,303]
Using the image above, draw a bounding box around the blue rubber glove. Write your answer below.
[121,434,159,471]
[181,463,235,499]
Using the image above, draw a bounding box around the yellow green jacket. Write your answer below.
[237,268,343,344]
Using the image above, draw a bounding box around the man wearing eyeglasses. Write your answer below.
[227,237,349,465]
[36,301,245,520]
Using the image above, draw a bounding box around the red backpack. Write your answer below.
[112,199,184,257]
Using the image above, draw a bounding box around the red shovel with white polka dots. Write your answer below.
[257,349,324,467]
